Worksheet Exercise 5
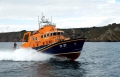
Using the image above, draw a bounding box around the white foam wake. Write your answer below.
[0,48,53,61]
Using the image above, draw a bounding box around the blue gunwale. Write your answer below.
[33,38,85,55]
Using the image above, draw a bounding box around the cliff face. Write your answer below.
[86,23,120,42]
[60,23,120,42]
[0,23,120,42]
[0,30,26,42]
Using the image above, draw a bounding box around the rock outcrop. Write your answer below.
[0,30,26,42]
[0,23,120,42]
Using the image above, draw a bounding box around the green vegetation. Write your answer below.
[0,23,120,42]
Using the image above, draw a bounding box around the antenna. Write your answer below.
[38,16,40,29]
[51,16,52,24]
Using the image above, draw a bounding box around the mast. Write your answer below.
[51,16,52,24]
[38,13,53,28]
[38,16,40,29]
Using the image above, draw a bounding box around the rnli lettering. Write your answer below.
[63,44,67,47]
[59,44,67,48]
[59,45,62,48]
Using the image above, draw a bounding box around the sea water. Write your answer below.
[0,42,120,77]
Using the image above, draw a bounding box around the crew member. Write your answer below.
[13,42,17,49]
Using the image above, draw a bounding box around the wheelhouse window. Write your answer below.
[33,37,37,40]
[51,33,52,36]
[58,32,60,35]
[41,35,43,38]
[36,37,37,40]
[53,32,57,36]
[47,33,49,37]
[44,34,46,38]
[61,32,64,35]
[40,32,64,38]
[33,38,35,40]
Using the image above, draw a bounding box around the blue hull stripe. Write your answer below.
[33,38,85,54]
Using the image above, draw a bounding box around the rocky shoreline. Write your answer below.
[0,23,120,42]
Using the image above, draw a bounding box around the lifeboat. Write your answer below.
[21,14,86,60]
